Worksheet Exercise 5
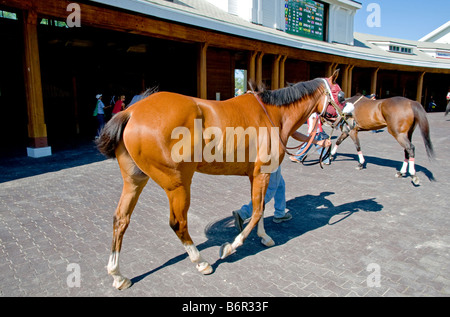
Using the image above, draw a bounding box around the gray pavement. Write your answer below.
[0,113,449,297]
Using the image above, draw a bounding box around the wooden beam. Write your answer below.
[248,51,257,89]
[22,9,48,149]
[271,55,282,90]
[197,42,208,99]
[279,56,287,88]
[416,72,426,103]
[371,67,379,96]
[256,52,264,86]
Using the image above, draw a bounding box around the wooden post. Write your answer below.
[326,62,338,77]
[197,42,208,99]
[347,65,355,96]
[256,52,264,86]
[23,9,51,157]
[271,55,281,90]
[248,51,257,90]
[416,72,426,103]
[341,65,350,97]
[371,67,379,96]
[279,56,287,88]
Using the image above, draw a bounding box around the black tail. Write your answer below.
[96,111,131,159]
[412,102,434,159]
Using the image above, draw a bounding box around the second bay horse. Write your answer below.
[331,95,434,185]
[97,71,342,290]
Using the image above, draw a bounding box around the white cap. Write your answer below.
[96,94,102,99]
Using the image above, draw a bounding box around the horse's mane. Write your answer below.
[258,78,323,106]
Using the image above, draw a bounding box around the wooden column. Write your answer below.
[279,56,287,88]
[347,65,355,96]
[326,62,338,77]
[197,42,208,99]
[341,65,350,97]
[371,67,379,96]
[248,51,257,90]
[23,9,51,157]
[271,55,281,90]
[416,72,426,103]
[256,52,264,86]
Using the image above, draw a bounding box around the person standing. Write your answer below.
[112,95,126,116]
[94,94,107,139]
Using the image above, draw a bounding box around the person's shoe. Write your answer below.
[289,155,302,163]
[232,210,244,232]
[273,212,292,224]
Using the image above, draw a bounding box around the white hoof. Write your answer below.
[112,276,132,290]
[197,262,213,275]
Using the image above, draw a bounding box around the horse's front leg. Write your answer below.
[220,172,271,259]
[331,131,349,159]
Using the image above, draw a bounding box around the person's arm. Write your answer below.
[291,131,331,147]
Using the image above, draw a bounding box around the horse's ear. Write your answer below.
[330,69,340,84]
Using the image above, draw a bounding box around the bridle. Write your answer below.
[252,78,345,168]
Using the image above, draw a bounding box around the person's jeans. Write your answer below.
[97,114,105,137]
[238,167,286,220]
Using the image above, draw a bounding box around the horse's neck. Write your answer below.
[274,98,319,141]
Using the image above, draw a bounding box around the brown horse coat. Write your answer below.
[97,74,340,290]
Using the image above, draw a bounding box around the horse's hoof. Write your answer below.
[219,242,235,259]
[395,172,405,178]
[411,175,420,186]
[260,237,275,247]
[356,164,364,170]
[197,262,213,275]
[113,277,132,290]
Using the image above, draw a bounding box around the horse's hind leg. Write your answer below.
[166,182,213,275]
[395,133,419,185]
[107,143,149,290]
[349,130,366,170]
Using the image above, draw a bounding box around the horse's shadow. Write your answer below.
[131,192,383,285]
[335,153,436,182]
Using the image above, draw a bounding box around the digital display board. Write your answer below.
[285,0,326,41]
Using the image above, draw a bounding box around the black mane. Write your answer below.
[258,78,323,106]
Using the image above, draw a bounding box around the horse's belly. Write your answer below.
[196,162,250,176]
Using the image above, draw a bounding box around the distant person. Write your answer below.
[112,95,126,116]
[93,94,110,138]
[427,96,436,112]
[446,91,450,116]
[128,90,146,108]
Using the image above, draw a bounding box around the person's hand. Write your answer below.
[317,139,331,147]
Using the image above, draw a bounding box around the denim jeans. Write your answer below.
[238,167,286,220]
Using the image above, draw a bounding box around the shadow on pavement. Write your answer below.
[131,192,383,286]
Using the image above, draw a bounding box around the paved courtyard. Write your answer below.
[0,113,449,297]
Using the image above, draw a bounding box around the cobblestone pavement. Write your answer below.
[1,113,449,297]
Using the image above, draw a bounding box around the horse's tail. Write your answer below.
[96,111,131,159]
[412,101,434,159]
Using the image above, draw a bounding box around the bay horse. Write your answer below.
[330,95,434,185]
[97,71,341,290]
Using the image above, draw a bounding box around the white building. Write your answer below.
[419,21,450,44]
[206,0,361,45]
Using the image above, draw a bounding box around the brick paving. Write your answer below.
[0,113,449,297]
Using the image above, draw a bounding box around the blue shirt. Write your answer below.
[97,100,105,115]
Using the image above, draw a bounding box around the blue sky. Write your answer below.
[354,0,450,40]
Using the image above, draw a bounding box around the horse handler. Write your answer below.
[232,134,331,232]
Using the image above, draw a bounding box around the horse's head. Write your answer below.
[317,69,345,125]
